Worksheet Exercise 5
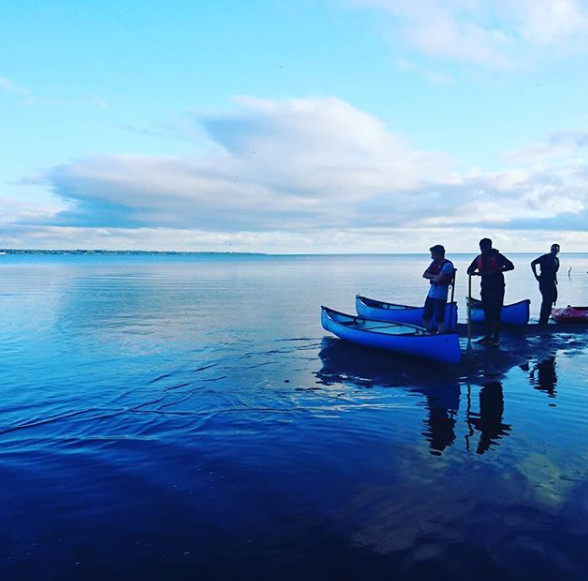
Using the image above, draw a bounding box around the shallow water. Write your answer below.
[1,253,588,581]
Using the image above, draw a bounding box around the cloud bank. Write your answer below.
[4,97,588,252]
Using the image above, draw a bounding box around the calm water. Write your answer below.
[1,253,588,581]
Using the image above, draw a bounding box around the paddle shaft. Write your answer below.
[467,274,472,347]
[450,268,456,330]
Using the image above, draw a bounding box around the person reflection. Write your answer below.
[317,338,461,454]
[422,387,460,456]
[530,356,557,397]
[467,381,511,454]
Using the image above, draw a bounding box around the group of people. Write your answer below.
[422,239,560,346]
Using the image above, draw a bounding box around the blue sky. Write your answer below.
[2,0,588,252]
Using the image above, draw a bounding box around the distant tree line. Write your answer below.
[0,249,264,256]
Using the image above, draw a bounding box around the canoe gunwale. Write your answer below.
[356,295,420,311]
[468,298,531,307]
[356,294,457,311]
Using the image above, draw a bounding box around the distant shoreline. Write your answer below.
[1,249,587,257]
[0,249,267,256]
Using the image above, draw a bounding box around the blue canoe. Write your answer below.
[355,294,458,331]
[321,306,461,364]
[469,298,530,326]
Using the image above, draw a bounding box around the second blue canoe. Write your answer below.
[355,294,458,331]
[469,298,530,326]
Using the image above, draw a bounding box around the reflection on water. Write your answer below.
[317,338,526,456]
[530,357,558,398]
[422,386,459,456]
[465,382,512,455]
[317,315,588,459]
[315,337,461,456]
[2,254,588,580]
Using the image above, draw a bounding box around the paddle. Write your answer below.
[467,273,472,350]
[449,268,457,331]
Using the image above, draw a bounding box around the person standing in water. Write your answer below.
[467,238,514,347]
[422,245,455,333]
[531,244,560,325]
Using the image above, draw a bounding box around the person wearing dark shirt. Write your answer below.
[531,244,560,325]
[467,238,514,347]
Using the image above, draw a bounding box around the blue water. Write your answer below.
[1,253,588,581]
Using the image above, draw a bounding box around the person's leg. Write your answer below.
[480,289,502,345]
[489,287,505,344]
[479,289,492,342]
[490,319,501,341]
[423,297,434,331]
[538,280,550,324]
[435,300,446,333]
[553,282,558,307]
[539,280,556,324]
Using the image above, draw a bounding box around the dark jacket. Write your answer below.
[531,253,559,282]
[467,249,514,289]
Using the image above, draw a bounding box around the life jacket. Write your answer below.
[427,259,453,284]
[477,254,500,273]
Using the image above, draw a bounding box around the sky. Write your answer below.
[1,0,588,253]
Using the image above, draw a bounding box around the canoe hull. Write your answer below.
[355,295,458,331]
[469,298,530,326]
[321,306,461,364]
[551,306,588,324]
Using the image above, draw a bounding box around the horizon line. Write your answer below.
[1,249,587,256]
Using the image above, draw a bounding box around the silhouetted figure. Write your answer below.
[467,382,511,454]
[531,244,560,325]
[467,238,514,347]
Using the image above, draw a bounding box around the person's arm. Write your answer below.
[434,262,454,285]
[500,254,515,272]
[467,257,479,276]
[423,263,435,281]
[530,256,541,280]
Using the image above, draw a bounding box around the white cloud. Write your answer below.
[513,0,588,46]
[0,77,30,95]
[44,97,453,232]
[396,59,454,85]
[0,76,108,109]
[5,96,586,252]
[505,130,588,163]
[0,195,66,225]
[346,0,588,68]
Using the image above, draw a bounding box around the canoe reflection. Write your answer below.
[317,338,516,455]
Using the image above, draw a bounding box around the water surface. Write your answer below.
[1,253,588,580]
